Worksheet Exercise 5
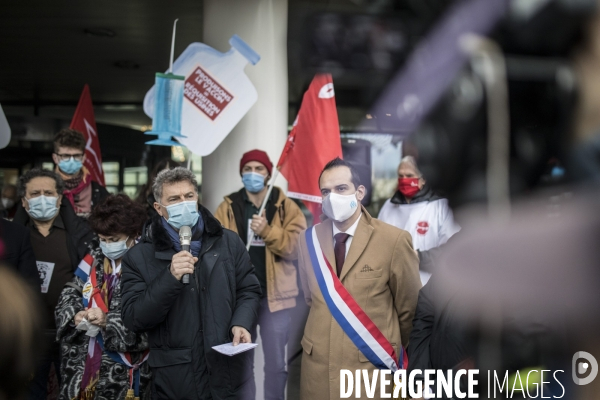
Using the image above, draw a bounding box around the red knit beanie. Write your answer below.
[240,149,273,176]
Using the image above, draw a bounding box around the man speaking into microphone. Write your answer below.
[121,167,261,399]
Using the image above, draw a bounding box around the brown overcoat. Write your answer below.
[298,209,421,399]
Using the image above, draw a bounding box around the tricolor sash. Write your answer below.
[96,334,150,398]
[305,226,401,371]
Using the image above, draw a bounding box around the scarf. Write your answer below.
[161,216,204,256]
[60,167,92,208]
[79,257,120,400]
[63,170,84,190]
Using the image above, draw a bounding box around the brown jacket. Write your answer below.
[214,187,307,312]
[298,208,421,399]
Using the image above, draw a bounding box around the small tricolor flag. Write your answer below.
[75,253,95,282]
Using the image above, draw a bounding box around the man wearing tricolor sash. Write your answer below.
[297,158,421,399]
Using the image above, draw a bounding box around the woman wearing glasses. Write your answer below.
[51,129,109,218]
[55,194,151,400]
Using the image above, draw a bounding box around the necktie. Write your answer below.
[334,233,350,277]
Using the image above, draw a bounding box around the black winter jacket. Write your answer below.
[120,206,261,400]
[12,197,94,272]
[0,218,40,289]
[91,181,110,210]
[407,273,469,376]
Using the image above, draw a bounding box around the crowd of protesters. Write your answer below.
[3,132,464,400]
[0,127,460,400]
[5,124,594,400]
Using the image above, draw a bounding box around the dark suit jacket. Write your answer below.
[0,218,40,289]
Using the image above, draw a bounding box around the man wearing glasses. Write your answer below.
[52,129,108,217]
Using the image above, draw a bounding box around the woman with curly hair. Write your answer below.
[55,194,151,400]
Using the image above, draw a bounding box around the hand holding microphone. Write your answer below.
[170,226,196,283]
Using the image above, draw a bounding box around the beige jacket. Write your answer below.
[214,187,307,312]
[298,208,421,399]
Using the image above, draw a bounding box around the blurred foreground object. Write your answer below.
[435,189,600,398]
[404,0,594,207]
[438,191,600,324]
[300,0,595,208]
[0,265,43,400]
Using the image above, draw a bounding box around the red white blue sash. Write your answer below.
[305,226,401,371]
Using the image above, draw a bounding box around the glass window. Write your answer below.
[123,186,138,197]
[123,166,148,198]
[124,171,138,186]
[171,146,186,163]
[102,162,120,187]
[341,133,402,216]
[189,153,202,185]
[0,168,19,188]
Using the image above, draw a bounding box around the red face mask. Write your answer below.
[398,177,420,198]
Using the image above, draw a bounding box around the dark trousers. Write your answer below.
[250,297,291,400]
[29,332,61,400]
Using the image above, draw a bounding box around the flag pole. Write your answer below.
[246,167,280,251]
[245,131,294,251]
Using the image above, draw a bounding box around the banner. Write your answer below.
[278,74,343,217]
[70,85,105,186]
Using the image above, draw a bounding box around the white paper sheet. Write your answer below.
[212,342,258,356]
[247,219,265,247]
[76,318,101,337]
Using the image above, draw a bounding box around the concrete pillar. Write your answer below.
[201,0,288,213]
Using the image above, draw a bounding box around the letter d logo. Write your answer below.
[572,351,598,385]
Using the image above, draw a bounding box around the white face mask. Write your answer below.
[100,237,131,261]
[322,192,359,223]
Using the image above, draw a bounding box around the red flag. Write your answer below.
[70,85,105,186]
[279,74,343,218]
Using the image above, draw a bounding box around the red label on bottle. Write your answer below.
[184,66,234,121]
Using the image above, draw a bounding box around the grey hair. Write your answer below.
[18,168,65,198]
[399,156,423,178]
[152,167,198,203]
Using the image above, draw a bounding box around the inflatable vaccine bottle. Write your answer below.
[143,35,260,156]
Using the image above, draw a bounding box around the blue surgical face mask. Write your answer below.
[26,195,59,221]
[100,237,131,260]
[242,172,266,193]
[163,200,199,230]
[58,158,83,175]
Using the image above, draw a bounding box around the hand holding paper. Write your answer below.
[231,325,251,345]
[76,318,101,337]
[212,342,258,357]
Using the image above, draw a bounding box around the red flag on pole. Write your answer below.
[278,74,343,217]
[70,85,105,186]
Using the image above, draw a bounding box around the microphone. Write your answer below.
[179,225,193,284]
